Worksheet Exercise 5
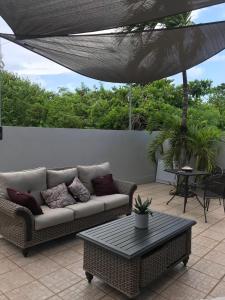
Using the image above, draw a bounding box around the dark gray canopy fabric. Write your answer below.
[0,0,224,37]
[1,21,225,84]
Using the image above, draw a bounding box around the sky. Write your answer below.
[0,3,225,92]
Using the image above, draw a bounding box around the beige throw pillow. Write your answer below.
[68,177,90,202]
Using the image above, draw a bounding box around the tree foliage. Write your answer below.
[1,71,225,134]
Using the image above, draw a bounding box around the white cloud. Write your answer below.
[187,66,204,79]
[20,74,47,88]
[0,17,72,76]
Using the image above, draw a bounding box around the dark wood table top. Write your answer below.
[165,169,209,177]
[78,212,196,259]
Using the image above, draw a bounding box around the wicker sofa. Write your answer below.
[0,163,137,256]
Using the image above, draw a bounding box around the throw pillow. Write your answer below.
[41,183,76,209]
[7,188,43,215]
[68,177,90,202]
[92,174,118,196]
[77,162,111,194]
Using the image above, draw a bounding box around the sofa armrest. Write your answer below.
[114,179,137,208]
[0,198,34,241]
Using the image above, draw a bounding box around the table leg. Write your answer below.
[85,272,93,283]
[167,193,176,205]
[183,176,189,213]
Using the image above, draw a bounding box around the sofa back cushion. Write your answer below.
[0,167,47,205]
[7,188,43,215]
[47,167,78,189]
[77,162,111,194]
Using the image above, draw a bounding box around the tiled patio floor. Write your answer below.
[0,183,225,300]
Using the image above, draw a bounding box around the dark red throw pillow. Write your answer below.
[92,174,118,196]
[7,188,43,215]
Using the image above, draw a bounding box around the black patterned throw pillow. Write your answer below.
[68,177,90,202]
[41,183,76,209]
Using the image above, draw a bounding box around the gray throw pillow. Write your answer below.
[41,183,76,209]
[77,162,111,194]
[68,177,90,202]
[47,167,78,188]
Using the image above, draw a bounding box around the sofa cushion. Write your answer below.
[41,183,76,209]
[92,174,118,196]
[68,177,90,202]
[67,200,104,219]
[34,205,74,230]
[0,167,47,205]
[7,188,43,215]
[77,162,111,194]
[47,167,78,188]
[92,194,129,211]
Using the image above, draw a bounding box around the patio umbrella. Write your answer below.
[1,21,225,84]
[0,0,224,37]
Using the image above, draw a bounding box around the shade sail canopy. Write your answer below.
[0,0,224,37]
[1,21,225,84]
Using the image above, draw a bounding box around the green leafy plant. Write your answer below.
[133,195,153,215]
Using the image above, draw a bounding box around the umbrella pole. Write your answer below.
[128,86,132,130]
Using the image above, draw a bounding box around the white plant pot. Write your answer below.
[135,213,149,229]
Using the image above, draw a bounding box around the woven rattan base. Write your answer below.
[83,229,191,298]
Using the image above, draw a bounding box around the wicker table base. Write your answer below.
[83,229,191,298]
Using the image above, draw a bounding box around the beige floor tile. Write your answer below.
[0,268,34,293]
[192,258,225,279]
[186,254,201,267]
[204,250,225,266]
[210,281,225,298]
[200,229,225,242]
[58,279,105,300]
[5,281,53,300]
[0,258,18,275]
[49,249,83,267]
[178,269,218,294]
[191,243,212,257]
[210,222,225,235]
[0,241,19,257]
[39,268,82,294]
[193,236,219,249]
[0,182,223,300]
[8,252,45,267]
[161,282,206,300]
[107,289,130,300]
[22,257,60,279]
[106,288,160,300]
[73,244,84,255]
[38,242,71,257]
[214,242,225,254]
[66,261,86,279]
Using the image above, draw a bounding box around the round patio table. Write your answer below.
[165,169,209,213]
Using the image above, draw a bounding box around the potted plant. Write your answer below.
[133,195,153,229]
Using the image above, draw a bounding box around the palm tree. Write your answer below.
[163,13,193,132]
[125,13,197,166]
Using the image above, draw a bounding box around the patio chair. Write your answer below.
[201,173,225,223]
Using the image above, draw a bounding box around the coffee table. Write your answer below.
[78,212,196,298]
